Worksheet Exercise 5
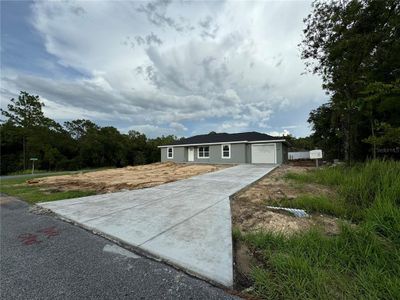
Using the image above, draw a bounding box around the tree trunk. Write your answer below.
[343,89,354,164]
[343,112,350,163]
[371,120,376,159]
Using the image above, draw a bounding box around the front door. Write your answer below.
[188,147,194,162]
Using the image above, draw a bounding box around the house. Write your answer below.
[159,131,288,164]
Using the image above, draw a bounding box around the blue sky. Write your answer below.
[1,0,327,138]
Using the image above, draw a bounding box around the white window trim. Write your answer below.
[221,144,231,159]
[197,146,210,159]
[167,147,174,159]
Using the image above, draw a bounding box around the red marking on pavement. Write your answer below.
[37,226,60,238]
[18,233,42,245]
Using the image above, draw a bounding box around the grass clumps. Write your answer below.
[244,226,400,299]
[239,160,400,299]
[279,195,346,218]
[1,176,96,204]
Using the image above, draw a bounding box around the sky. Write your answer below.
[1,0,327,138]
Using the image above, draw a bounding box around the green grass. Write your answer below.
[8,169,49,175]
[242,226,400,299]
[238,160,400,299]
[1,175,96,204]
[278,195,347,218]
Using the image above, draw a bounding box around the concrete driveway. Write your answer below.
[38,164,276,287]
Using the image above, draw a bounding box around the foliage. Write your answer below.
[240,160,400,299]
[285,135,314,151]
[0,91,178,175]
[301,0,400,162]
[285,160,400,220]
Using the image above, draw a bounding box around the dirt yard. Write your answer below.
[231,163,340,291]
[28,162,229,193]
[231,164,338,236]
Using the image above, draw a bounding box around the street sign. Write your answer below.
[309,150,323,159]
[30,158,38,174]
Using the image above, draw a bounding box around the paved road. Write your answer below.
[0,196,238,300]
[39,164,276,287]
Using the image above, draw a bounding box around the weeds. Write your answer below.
[240,160,400,299]
[279,195,347,218]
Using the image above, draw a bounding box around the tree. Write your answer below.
[301,0,400,162]
[285,135,314,152]
[64,119,99,140]
[1,91,49,169]
[308,103,343,160]
[0,91,180,174]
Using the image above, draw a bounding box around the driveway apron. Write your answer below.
[38,164,277,287]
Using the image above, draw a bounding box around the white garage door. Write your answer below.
[251,144,276,164]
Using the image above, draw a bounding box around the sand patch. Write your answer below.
[28,162,230,193]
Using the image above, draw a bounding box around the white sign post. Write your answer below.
[309,150,323,168]
[30,158,38,174]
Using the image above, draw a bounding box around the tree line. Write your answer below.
[0,92,177,175]
[300,0,400,162]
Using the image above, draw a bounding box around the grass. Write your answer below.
[8,169,49,175]
[1,175,96,204]
[237,160,400,299]
[278,195,347,218]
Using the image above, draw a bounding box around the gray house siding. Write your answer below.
[160,147,186,163]
[161,147,167,162]
[282,143,288,163]
[276,143,283,164]
[192,143,247,164]
[246,144,252,163]
[161,142,287,164]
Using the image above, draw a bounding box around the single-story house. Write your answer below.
[159,131,288,164]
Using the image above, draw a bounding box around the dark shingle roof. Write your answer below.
[167,131,283,146]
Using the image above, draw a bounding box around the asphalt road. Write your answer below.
[0,196,238,300]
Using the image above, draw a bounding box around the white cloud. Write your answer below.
[267,129,291,137]
[1,0,327,137]
[169,121,188,132]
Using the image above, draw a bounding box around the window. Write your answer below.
[167,147,173,159]
[198,146,210,158]
[221,144,231,159]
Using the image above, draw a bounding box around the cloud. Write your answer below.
[169,122,187,131]
[267,129,291,137]
[199,16,219,39]
[1,0,327,138]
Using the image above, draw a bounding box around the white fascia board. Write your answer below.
[157,139,287,148]
[157,140,248,148]
[247,140,286,144]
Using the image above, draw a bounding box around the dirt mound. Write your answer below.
[231,165,339,236]
[28,162,230,193]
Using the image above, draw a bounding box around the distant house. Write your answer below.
[158,131,288,164]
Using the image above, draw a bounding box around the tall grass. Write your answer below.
[244,226,400,299]
[242,160,400,299]
[285,160,400,221]
[279,195,347,218]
